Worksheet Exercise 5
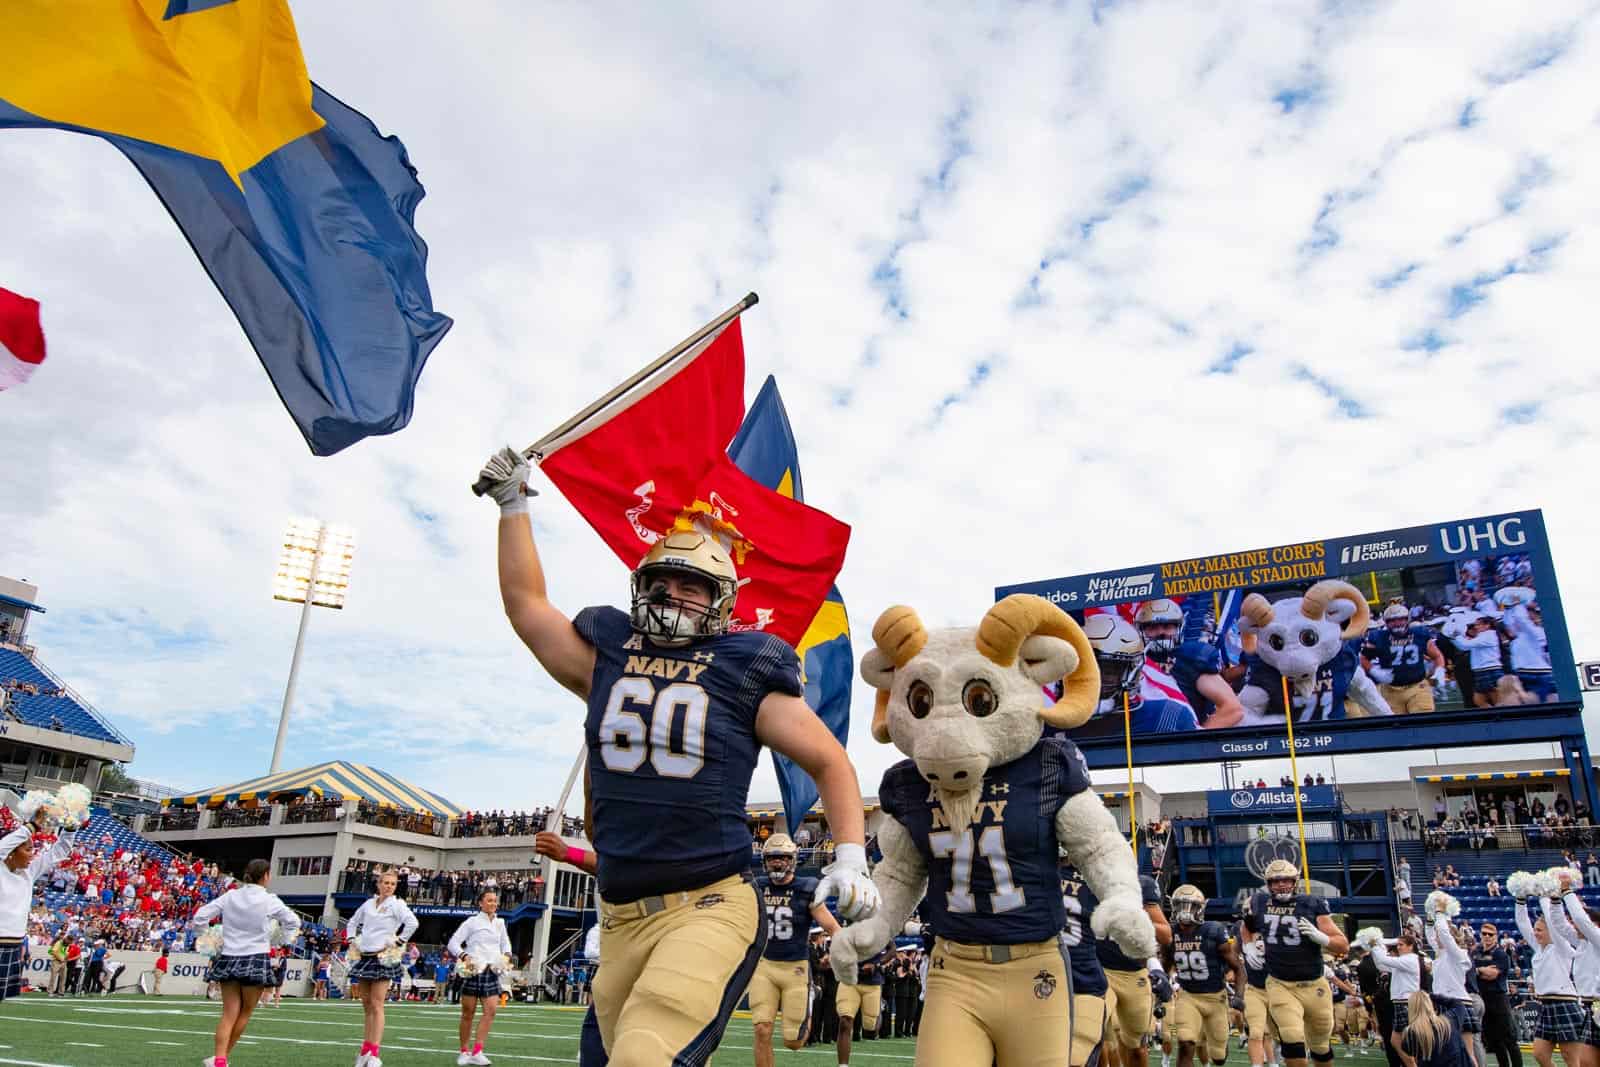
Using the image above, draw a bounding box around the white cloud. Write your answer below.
[3,1,1600,810]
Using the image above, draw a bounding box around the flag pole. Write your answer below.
[471,292,759,496]
[1124,690,1138,854]
[1280,677,1313,891]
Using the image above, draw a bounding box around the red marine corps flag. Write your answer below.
[530,295,850,648]
[0,287,45,390]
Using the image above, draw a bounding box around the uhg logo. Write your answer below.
[1439,517,1525,556]
[1230,790,1256,809]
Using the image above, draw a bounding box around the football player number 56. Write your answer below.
[600,679,708,778]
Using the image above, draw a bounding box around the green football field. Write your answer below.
[0,995,1403,1067]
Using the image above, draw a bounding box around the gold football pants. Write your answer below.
[1173,989,1231,1062]
[1245,985,1279,1040]
[1103,966,1153,1050]
[1266,976,1334,1052]
[914,937,1073,1067]
[1380,680,1435,714]
[747,957,812,1043]
[1075,994,1108,1067]
[593,874,763,1067]
[834,981,882,1030]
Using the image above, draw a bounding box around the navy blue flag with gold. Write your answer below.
[727,376,853,835]
[1,0,451,455]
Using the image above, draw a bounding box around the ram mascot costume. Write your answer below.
[1236,579,1392,724]
[829,594,1156,1067]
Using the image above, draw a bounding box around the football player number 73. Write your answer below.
[599,678,708,778]
[929,827,1025,914]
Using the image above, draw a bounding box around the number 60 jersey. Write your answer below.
[879,735,1093,945]
[576,605,804,905]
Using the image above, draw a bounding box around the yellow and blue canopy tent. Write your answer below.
[1415,769,1571,783]
[167,760,461,818]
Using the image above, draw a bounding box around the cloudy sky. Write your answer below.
[3,1,1600,813]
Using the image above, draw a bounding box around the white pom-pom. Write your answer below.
[500,953,515,974]
[1426,891,1460,919]
[1547,867,1581,895]
[459,954,482,977]
[377,942,405,966]
[1506,872,1535,900]
[56,783,92,820]
[1355,926,1385,947]
[344,943,361,966]
[196,926,225,959]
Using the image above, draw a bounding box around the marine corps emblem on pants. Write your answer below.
[1034,970,1057,1001]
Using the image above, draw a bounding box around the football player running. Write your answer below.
[1361,604,1446,714]
[1142,602,1245,730]
[1238,906,1281,1067]
[749,834,839,1067]
[1076,615,1199,737]
[1062,860,1113,1067]
[1241,861,1349,1067]
[1165,885,1245,1067]
[480,448,878,1067]
[1101,875,1175,1067]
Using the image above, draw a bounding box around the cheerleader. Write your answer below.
[0,814,78,1006]
[1549,885,1600,1067]
[447,888,512,1066]
[346,868,419,1067]
[190,859,300,1067]
[1373,933,1423,1067]
[1515,892,1584,1067]
[1427,915,1480,1067]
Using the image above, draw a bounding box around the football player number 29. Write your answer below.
[600,679,707,778]
[929,827,1025,914]
[1174,949,1209,981]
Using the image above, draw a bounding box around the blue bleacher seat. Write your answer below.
[0,648,126,744]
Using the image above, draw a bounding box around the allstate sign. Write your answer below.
[1208,786,1338,814]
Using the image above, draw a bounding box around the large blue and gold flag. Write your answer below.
[727,376,853,835]
[0,0,451,455]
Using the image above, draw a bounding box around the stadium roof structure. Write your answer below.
[170,760,462,818]
[1414,768,1571,783]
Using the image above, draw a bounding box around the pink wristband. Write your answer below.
[564,846,588,867]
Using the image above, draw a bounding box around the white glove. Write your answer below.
[1297,917,1331,946]
[1430,666,1446,688]
[1243,939,1265,967]
[816,844,880,921]
[1368,666,1393,685]
[478,446,535,515]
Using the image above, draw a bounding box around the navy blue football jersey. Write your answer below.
[879,736,1092,945]
[1245,891,1331,981]
[756,874,821,963]
[1098,875,1162,972]
[1364,626,1434,686]
[1244,641,1364,722]
[1060,862,1109,997]
[1129,695,1199,733]
[1238,919,1267,989]
[1171,639,1224,724]
[856,945,892,986]
[1171,920,1232,993]
[575,606,803,903]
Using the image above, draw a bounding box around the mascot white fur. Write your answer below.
[829,594,1156,1066]
[1236,579,1392,724]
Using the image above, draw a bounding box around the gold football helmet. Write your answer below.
[630,530,742,645]
[1264,858,1300,901]
[1083,613,1144,703]
[763,832,798,882]
[1134,599,1184,661]
[1170,883,1207,926]
[1382,602,1410,633]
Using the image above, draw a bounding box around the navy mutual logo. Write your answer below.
[1231,790,1256,809]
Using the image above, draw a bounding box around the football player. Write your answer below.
[749,834,838,1067]
[1144,602,1245,729]
[1239,909,1280,1067]
[1240,861,1349,1067]
[480,448,878,1067]
[1325,962,1359,1050]
[833,941,890,1065]
[1062,860,1112,1067]
[1361,603,1446,714]
[1101,875,1175,1067]
[1165,884,1245,1067]
[1075,615,1199,737]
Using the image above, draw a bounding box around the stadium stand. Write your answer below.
[0,646,130,745]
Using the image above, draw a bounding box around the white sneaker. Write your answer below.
[457,1055,471,1066]
[469,1053,492,1065]
[368,1058,383,1067]
[353,1054,368,1067]
[203,1058,217,1067]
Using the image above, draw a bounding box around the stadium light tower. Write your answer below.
[269,518,356,773]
